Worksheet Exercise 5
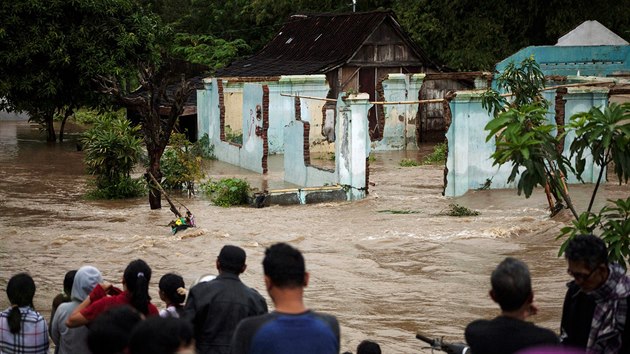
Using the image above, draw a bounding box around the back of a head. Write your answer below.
[218,245,246,274]
[123,259,152,315]
[263,242,305,288]
[6,273,36,334]
[87,305,142,354]
[357,340,381,354]
[491,257,532,312]
[63,270,78,296]
[565,234,608,269]
[159,273,186,307]
[72,266,103,302]
[128,316,194,354]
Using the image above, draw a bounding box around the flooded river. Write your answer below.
[1,119,628,353]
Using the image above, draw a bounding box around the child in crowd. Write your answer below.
[158,273,187,318]
[50,269,77,336]
[51,265,103,354]
[0,273,49,354]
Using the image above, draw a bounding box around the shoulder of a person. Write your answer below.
[52,302,75,319]
[23,308,46,322]
[465,318,491,333]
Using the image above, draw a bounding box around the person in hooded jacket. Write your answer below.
[50,266,103,354]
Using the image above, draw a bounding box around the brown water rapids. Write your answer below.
[1,120,629,353]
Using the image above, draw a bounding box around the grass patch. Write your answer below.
[423,142,447,165]
[441,203,480,216]
[377,209,420,214]
[399,158,419,167]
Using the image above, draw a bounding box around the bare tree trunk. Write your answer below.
[147,151,162,210]
[45,112,56,142]
[59,108,74,143]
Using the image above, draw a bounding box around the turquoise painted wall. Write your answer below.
[496,45,630,78]
[445,88,609,197]
[197,76,371,199]
[374,74,425,151]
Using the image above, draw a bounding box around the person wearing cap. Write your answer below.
[230,242,340,354]
[183,245,267,354]
[561,234,630,353]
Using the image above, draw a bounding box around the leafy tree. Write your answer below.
[172,33,250,70]
[0,0,154,142]
[482,57,630,266]
[160,132,205,193]
[82,114,145,199]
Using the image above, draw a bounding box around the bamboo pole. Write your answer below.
[279,93,337,102]
[370,98,445,105]
[147,172,182,218]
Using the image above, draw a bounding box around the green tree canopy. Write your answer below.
[0,0,159,141]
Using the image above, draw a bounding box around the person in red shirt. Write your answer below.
[67,259,159,327]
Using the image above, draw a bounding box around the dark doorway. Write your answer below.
[359,67,380,140]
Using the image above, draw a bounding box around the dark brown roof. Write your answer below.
[217,10,435,77]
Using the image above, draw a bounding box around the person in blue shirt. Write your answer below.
[230,242,340,354]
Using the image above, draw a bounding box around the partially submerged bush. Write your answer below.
[200,178,250,207]
[190,133,215,159]
[442,203,480,217]
[399,158,419,167]
[423,142,447,164]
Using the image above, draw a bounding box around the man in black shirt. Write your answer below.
[465,257,558,354]
[182,245,268,354]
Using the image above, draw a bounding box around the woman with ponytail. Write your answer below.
[0,273,49,353]
[67,259,158,328]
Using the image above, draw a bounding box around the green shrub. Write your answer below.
[82,114,145,199]
[54,108,125,125]
[399,158,419,167]
[200,178,250,207]
[442,203,480,216]
[423,142,447,164]
[190,133,215,159]
[161,133,205,192]
[225,125,243,145]
[84,177,145,200]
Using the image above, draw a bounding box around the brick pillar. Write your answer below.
[262,85,269,174]
[218,80,226,141]
[555,87,567,154]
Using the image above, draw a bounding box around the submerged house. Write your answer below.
[445,21,630,197]
[217,10,472,146]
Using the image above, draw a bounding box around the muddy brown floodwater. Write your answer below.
[1,120,629,353]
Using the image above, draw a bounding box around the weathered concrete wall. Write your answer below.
[563,87,609,183]
[337,93,372,200]
[283,119,337,187]
[444,87,609,197]
[372,73,425,150]
[197,76,372,201]
[276,75,331,155]
[496,45,630,78]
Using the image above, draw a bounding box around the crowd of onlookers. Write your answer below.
[1,235,629,354]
